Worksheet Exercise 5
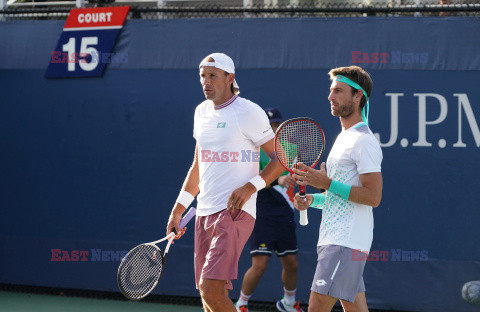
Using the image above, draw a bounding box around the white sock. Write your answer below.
[236,291,252,307]
[283,287,296,306]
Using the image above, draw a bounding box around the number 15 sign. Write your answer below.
[45,6,130,78]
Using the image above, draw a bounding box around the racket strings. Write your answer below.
[118,244,164,299]
[276,120,324,168]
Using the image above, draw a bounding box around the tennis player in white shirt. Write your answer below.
[293,66,383,312]
[166,52,285,312]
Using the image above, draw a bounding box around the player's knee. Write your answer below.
[252,263,268,275]
[285,261,298,272]
[251,256,269,274]
[307,301,331,312]
[341,301,367,312]
[282,257,298,272]
[198,280,219,303]
[309,292,336,312]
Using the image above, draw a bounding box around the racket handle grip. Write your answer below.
[299,210,308,226]
[298,186,308,226]
[179,207,196,229]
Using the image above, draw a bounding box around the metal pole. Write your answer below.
[414,0,422,16]
[157,0,166,19]
[0,0,6,21]
[244,0,252,18]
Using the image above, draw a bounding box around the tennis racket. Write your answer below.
[274,117,325,226]
[117,207,196,300]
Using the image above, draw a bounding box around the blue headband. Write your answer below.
[335,75,370,125]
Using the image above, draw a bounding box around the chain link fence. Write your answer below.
[1,0,479,20]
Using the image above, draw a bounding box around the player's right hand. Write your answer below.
[227,182,257,211]
[278,174,296,189]
[174,227,186,240]
[293,193,313,211]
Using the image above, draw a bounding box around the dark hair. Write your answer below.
[328,66,373,109]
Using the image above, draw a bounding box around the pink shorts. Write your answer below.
[194,209,255,290]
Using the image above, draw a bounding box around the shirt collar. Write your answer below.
[213,95,238,110]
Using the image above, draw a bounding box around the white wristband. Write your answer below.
[176,190,195,208]
[248,175,266,191]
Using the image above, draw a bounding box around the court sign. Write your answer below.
[45,6,130,78]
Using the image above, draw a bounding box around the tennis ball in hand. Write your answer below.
[462,281,480,304]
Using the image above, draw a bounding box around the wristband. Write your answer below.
[176,190,195,208]
[310,193,326,209]
[249,175,266,191]
[329,180,351,200]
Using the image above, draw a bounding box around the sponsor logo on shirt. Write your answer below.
[315,279,327,286]
[217,122,226,128]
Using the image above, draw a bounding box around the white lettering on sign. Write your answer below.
[78,12,113,24]
[374,93,480,148]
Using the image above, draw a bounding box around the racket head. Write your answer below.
[274,117,326,172]
[117,243,165,300]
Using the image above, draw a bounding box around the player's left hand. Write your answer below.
[292,162,331,190]
[227,183,257,211]
[294,193,313,211]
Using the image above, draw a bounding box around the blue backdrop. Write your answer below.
[1,17,479,312]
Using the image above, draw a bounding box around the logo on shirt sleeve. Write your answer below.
[217,122,226,128]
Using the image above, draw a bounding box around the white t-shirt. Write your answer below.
[318,122,383,253]
[193,95,274,218]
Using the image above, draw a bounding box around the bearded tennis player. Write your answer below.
[293,66,383,312]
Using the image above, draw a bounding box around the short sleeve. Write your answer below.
[354,134,383,174]
[238,102,274,147]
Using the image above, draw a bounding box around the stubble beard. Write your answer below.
[331,99,354,118]
[204,90,215,101]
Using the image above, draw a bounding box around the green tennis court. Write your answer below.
[1,291,202,312]
[0,290,274,312]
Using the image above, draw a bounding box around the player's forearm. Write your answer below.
[172,147,200,215]
[344,173,383,207]
[347,186,382,207]
[181,158,200,198]
[257,138,285,185]
[260,159,286,186]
